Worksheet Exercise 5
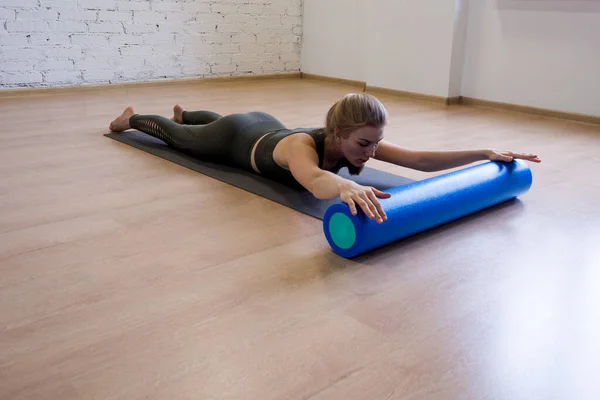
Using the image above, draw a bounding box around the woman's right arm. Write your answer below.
[285,135,390,224]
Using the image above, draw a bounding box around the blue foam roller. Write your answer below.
[323,160,533,258]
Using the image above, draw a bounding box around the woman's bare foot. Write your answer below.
[109,106,135,132]
[171,104,185,124]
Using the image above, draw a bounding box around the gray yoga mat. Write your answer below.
[104,130,415,219]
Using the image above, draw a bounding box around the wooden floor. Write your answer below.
[1,78,600,400]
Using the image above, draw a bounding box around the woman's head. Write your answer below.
[325,93,388,171]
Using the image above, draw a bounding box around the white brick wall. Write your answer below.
[0,0,303,88]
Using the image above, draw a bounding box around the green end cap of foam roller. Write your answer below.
[328,212,356,249]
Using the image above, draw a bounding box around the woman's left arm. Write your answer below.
[374,140,541,172]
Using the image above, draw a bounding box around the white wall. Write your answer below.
[364,0,458,98]
[302,0,600,117]
[461,0,600,116]
[302,0,459,97]
[0,0,303,89]
[301,0,366,82]
[448,0,469,98]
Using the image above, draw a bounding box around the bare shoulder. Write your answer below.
[278,131,317,156]
[280,132,325,191]
[274,131,319,169]
[288,131,317,147]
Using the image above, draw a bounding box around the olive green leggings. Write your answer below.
[129,110,287,170]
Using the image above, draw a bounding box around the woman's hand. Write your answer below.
[485,149,541,163]
[339,181,392,223]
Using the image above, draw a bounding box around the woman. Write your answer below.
[108,93,541,224]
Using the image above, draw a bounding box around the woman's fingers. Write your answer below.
[367,190,387,222]
[345,198,358,216]
[373,188,392,199]
[519,153,541,162]
[355,196,376,219]
[342,186,390,223]
[497,151,541,163]
[358,192,384,223]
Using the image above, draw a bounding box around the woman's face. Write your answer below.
[338,125,385,167]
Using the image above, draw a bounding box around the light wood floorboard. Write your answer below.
[1,78,600,400]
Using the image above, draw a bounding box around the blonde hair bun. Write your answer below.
[325,93,388,137]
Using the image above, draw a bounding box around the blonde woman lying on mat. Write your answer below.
[109,93,540,224]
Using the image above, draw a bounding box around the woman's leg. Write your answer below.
[108,106,219,152]
[109,107,286,169]
[182,110,224,125]
[171,104,224,125]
